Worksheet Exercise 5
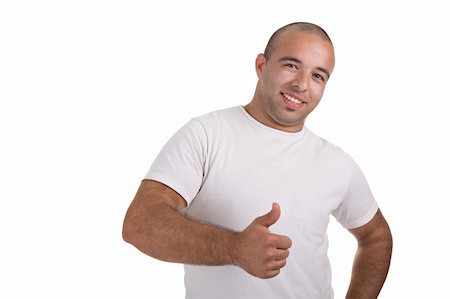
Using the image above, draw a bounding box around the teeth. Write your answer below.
[283,93,303,104]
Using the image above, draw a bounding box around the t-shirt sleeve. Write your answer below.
[144,119,206,205]
[332,155,378,229]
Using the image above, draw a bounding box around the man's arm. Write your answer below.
[346,209,393,299]
[122,179,292,279]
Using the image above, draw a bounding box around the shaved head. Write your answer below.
[264,22,332,60]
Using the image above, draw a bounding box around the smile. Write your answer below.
[281,92,305,105]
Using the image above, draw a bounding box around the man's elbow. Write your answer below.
[385,226,393,256]
[122,212,160,258]
[371,222,393,260]
[122,214,139,246]
[379,219,393,250]
[122,220,131,244]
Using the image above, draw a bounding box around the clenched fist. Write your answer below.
[230,203,292,279]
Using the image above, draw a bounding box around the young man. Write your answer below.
[123,22,393,298]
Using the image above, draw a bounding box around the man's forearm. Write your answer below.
[123,201,237,265]
[346,231,393,298]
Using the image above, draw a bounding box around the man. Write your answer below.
[123,22,393,298]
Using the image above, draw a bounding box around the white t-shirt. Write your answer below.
[145,106,378,299]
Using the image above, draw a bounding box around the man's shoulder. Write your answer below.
[193,105,241,121]
[305,128,353,163]
[190,105,243,129]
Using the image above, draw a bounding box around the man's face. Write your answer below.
[251,30,335,132]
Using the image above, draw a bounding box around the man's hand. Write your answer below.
[231,203,292,279]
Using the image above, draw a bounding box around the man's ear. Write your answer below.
[255,53,267,79]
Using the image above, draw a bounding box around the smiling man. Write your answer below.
[123,22,393,299]
[246,26,334,133]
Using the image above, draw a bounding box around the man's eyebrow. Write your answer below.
[278,56,331,79]
[278,56,302,64]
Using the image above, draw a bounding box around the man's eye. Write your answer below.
[285,64,298,70]
[314,74,324,81]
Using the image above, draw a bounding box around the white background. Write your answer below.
[1,1,449,298]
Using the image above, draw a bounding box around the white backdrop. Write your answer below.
[1,1,449,298]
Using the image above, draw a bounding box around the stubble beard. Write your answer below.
[266,95,307,131]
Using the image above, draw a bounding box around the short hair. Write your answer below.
[263,22,332,60]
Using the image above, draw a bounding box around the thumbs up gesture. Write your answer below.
[231,203,292,279]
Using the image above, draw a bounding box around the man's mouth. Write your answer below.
[281,92,306,105]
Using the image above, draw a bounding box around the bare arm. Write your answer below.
[122,180,292,278]
[346,209,393,299]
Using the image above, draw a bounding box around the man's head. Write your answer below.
[263,22,333,61]
[246,22,335,133]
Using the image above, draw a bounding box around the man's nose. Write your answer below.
[292,72,308,92]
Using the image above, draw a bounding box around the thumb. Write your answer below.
[254,202,281,227]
